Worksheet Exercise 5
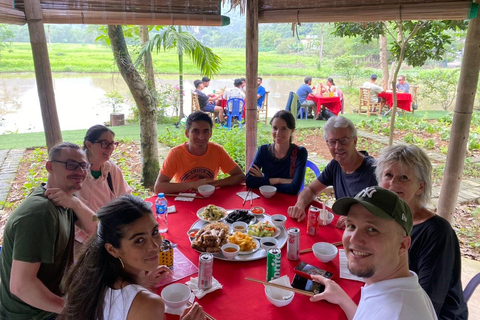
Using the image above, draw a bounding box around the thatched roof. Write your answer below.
[0,0,476,26]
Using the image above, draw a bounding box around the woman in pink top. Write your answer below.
[75,125,132,243]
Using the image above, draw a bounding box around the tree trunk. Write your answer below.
[379,34,389,90]
[437,17,480,223]
[108,25,159,188]
[140,26,155,94]
[318,23,325,67]
[178,26,185,120]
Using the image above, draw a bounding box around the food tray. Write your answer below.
[188,214,287,261]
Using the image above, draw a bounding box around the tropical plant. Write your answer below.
[137,26,222,120]
[418,69,460,111]
[101,90,126,114]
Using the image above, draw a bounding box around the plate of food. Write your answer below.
[196,205,227,222]
[224,209,256,225]
[190,222,230,253]
[247,221,280,239]
[227,231,260,255]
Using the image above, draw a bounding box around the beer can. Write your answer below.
[266,248,282,282]
[287,227,300,260]
[198,253,214,290]
[307,206,320,236]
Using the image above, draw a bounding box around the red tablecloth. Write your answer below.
[307,95,342,116]
[146,185,362,320]
[378,91,412,112]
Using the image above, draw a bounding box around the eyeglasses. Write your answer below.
[51,160,92,171]
[326,137,351,147]
[94,140,119,149]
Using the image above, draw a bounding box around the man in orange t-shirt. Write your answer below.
[154,111,245,194]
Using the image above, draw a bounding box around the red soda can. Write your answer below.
[287,227,300,260]
[307,206,320,236]
[198,253,213,290]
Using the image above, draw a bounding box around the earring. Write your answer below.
[118,257,125,269]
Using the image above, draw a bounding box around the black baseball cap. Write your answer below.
[332,186,413,235]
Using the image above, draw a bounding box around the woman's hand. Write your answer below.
[137,266,172,290]
[180,302,205,320]
[248,165,264,178]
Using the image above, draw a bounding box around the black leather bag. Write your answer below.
[321,108,335,120]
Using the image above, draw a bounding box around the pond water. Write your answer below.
[0,73,311,134]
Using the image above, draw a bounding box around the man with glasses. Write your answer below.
[396,75,410,93]
[288,116,377,227]
[0,142,97,320]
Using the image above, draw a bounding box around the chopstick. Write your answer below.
[187,301,216,320]
[245,277,315,297]
[164,193,205,199]
[243,188,252,206]
[299,241,343,254]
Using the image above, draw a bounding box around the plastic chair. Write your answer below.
[286,92,302,119]
[300,160,321,191]
[464,272,480,302]
[225,98,245,130]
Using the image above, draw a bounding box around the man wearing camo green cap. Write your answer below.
[310,186,438,320]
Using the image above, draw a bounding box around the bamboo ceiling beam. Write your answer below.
[258,2,471,23]
[0,7,26,25]
[40,10,230,26]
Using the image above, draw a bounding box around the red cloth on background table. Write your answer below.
[146,185,362,320]
[307,95,342,116]
[378,91,412,112]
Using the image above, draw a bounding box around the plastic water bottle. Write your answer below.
[155,193,168,233]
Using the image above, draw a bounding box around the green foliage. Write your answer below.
[334,20,468,67]
[334,55,365,87]
[418,69,459,110]
[101,91,126,114]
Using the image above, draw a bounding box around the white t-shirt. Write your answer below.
[103,284,148,320]
[362,81,383,103]
[353,271,438,320]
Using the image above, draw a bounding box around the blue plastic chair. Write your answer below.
[225,98,245,130]
[464,272,480,302]
[300,160,321,191]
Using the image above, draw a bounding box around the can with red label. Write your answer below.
[287,227,300,260]
[266,248,282,281]
[307,206,320,236]
[198,253,213,290]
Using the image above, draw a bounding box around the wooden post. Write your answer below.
[245,0,259,171]
[437,17,480,223]
[24,0,62,150]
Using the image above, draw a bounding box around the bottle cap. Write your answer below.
[158,193,165,197]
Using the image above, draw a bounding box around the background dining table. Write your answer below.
[378,91,412,112]
[307,95,342,117]
[146,185,362,320]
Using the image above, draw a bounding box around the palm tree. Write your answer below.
[137,26,221,119]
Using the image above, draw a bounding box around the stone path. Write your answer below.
[0,149,24,210]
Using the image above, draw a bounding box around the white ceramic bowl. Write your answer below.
[312,242,338,263]
[198,184,215,198]
[318,211,334,226]
[271,214,287,228]
[232,221,248,233]
[260,237,278,250]
[161,283,191,309]
[221,243,240,259]
[265,276,295,307]
[259,186,277,198]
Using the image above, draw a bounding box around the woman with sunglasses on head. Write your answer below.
[75,125,132,244]
[246,110,307,195]
[59,195,205,320]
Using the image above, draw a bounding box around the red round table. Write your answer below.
[147,185,362,320]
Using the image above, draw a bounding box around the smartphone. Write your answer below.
[294,261,334,280]
[291,274,325,295]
